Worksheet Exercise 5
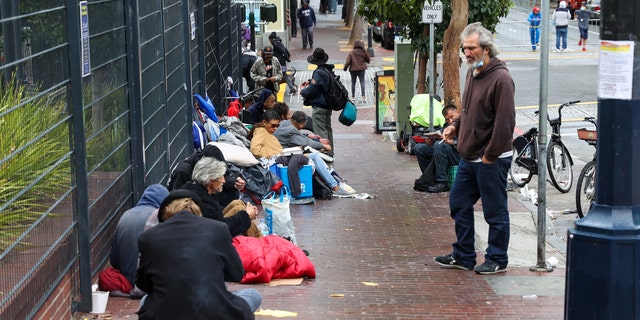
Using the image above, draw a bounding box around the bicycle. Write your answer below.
[509,100,580,193]
[575,116,597,218]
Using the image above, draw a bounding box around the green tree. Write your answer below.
[357,0,511,106]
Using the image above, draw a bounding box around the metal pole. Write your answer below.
[529,0,552,273]
[367,25,375,57]
[428,22,434,132]
[249,12,256,51]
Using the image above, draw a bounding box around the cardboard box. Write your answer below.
[278,164,313,198]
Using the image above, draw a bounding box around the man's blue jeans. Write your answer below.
[448,157,511,269]
[555,26,567,50]
[433,141,461,182]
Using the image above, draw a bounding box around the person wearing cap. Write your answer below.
[136,189,262,320]
[269,32,298,95]
[250,45,283,96]
[527,7,541,51]
[296,0,316,49]
[180,156,261,237]
[552,1,571,53]
[300,48,336,154]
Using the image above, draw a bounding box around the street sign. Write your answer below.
[422,0,443,24]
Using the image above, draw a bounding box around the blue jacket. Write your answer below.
[527,12,541,27]
[297,6,316,28]
[300,64,334,110]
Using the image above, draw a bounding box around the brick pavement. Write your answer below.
[100,7,568,320]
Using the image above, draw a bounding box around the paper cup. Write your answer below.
[91,291,109,314]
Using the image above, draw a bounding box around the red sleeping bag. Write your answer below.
[232,235,316,284]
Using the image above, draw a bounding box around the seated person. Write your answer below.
[274,110,354,196]
[227,92,255,119]
[249,109,284,159]
[136,189,261,319]
[423,104,462,193]
[108,184,168,296]
[247,89,276,124]
[167,144,247,208]
[180,157,261,237]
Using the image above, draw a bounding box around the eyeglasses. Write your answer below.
[269,123,280,129]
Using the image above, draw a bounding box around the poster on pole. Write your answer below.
[598,41,634,100]
[375,71,396,132]
[79,1,91,77]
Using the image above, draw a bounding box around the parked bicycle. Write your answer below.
[575,116,598,218]
[509,100,580,193]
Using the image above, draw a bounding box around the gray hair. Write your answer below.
[291,110,307,125]
[460,22,500,58]
[192,157,227,186]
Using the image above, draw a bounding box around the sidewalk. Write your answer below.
[102,8,567,320]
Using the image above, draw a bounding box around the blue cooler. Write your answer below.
[278,164,313,198]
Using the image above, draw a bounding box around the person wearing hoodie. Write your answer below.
[110,184,169,287]
[343,39,370,103]
[434,22,515,275]
[247,88,277,124]
[296,0,316,49]
[300,48,335,154]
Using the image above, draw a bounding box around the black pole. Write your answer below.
[249,12,256,51]
[565,0,640,319]
[367,25,375,57]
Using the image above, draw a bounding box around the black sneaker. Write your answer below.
[474,261,507,274]
[434,254,471,270]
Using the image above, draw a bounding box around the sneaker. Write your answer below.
[434,254,471,270]
[582,47,587,51]
[339,182,356,194]
[474,261,507,274]
[333,187,353,197]
[561,48,567,52]
[553,48,559,53]
[578,39,582,46]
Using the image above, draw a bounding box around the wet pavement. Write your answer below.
[100,7,587,320]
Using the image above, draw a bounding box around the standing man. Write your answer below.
[300,48,335,155]
[434,22,515,275]
[527,7,541,51]
[250,45,283,97]
[296,0,316,49]
[552,1,571,52]
[269,32,298,95]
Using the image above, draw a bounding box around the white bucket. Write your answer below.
[91,291,109,314]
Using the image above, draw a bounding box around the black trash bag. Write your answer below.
[414,160,436,192]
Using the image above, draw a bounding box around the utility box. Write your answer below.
[394,40,414,138]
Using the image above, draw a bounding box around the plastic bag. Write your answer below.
[262,186,297,244]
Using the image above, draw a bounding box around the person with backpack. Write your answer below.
[300,48,336,155]
[269,32,298,95]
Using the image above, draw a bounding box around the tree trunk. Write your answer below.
[442,0,468,109]
[348,14,364,45]
[344,0,354,27]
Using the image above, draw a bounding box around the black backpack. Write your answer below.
[319,67,349,111]
[312,173,333,200]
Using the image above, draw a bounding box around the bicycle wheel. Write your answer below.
[547,141,573,193]
[509,140,534,187]
[576,160,596,218]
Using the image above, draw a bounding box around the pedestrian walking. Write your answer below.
[269,32,298,95]
[527,7,541,51]
[552,1,571,52]
[343,39,370,103]
[300,48,335,155]
[296,0,316,49]
[434,22,516,275]
[574,5,591,51]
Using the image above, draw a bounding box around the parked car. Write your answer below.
[371,19,382,42]
[586,0,601,19]
[381,20,403,50]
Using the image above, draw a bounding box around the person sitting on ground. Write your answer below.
[275,110,355,196]
[136,189,262,320]
[167,144,247,208]
[247,88,277,124]
[108,184,168,297]
[180,157,261,237]
[426,105,462,193]
[249,110,284,159]
[227,92,255,119]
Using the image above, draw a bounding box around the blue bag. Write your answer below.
[338,100,357,126]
